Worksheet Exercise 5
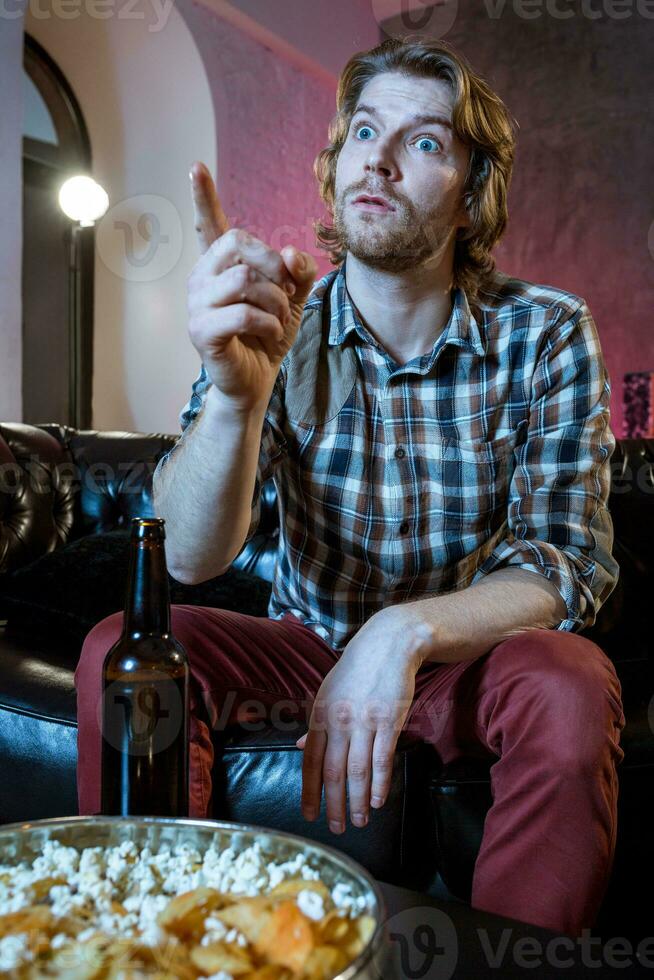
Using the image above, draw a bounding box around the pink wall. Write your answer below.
[380,9,654,438]
[177,0,337,280]
[0,10,25,422]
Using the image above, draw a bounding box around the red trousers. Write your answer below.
[74,606,625,938]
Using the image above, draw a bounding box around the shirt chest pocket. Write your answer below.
[419,431,517,532]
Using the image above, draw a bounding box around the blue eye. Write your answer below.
[415,137,440,153]
[351,122,441,153]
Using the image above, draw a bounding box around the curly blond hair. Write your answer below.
[313,36,517,309]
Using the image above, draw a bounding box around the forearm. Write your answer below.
[153,385,269,584]
[394,567,569,666]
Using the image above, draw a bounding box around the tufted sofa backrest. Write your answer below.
[0,422,280,581]
[0,424,171,571]
[0,422,652,661]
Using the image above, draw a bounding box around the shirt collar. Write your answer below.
[323,256,485,363]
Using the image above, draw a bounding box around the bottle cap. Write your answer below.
[131,517,166,540]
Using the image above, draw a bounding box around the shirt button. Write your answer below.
[394,446,406,459]
[399,521,410,534]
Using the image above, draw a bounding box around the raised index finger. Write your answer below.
[190,160,230,255]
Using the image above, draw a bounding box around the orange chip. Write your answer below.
[254,900,315,973]
[213,895,274,945]
[317,908,352,944]
[243,966,294,979]
[157,886,226,941]
[339,913,377,960]
[190,939,252,975]
[301,943,350,980]
[269,878,332,909]
[29,875,67,902]
[0,905,53,936]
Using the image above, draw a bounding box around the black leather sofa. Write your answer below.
[0,421,651,940]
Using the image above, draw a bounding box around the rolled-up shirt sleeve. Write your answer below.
[153,362,288,548]
[470,299,619,632]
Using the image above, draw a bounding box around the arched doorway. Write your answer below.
[23,33,93,428]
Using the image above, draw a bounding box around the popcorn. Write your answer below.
[0,933,32,971]
[297,888,326,921]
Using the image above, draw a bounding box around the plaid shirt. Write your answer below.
[160,258,618,652]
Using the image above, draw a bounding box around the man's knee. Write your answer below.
[490,628,620,699]
[486,628,625,768]
[75,605,213,679]
[169,604,214,645]
[75,610,124,686]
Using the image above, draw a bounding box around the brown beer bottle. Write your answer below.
[101,518,190,816]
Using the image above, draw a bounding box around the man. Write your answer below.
[75,36,625,937]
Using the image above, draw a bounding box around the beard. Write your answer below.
[332,186,454,273]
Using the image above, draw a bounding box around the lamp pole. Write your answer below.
[67,221,81,429]
[59,175,108,430]
[66,219,95,429]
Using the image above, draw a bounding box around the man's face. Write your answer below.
[333,71,471,273]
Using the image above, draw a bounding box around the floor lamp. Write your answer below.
[58,176,109,429]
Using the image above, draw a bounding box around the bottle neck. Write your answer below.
[123,539,171,637]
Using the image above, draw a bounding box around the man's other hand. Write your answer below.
[295,607,429,833]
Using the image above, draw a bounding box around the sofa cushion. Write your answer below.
[0,530,273,646]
